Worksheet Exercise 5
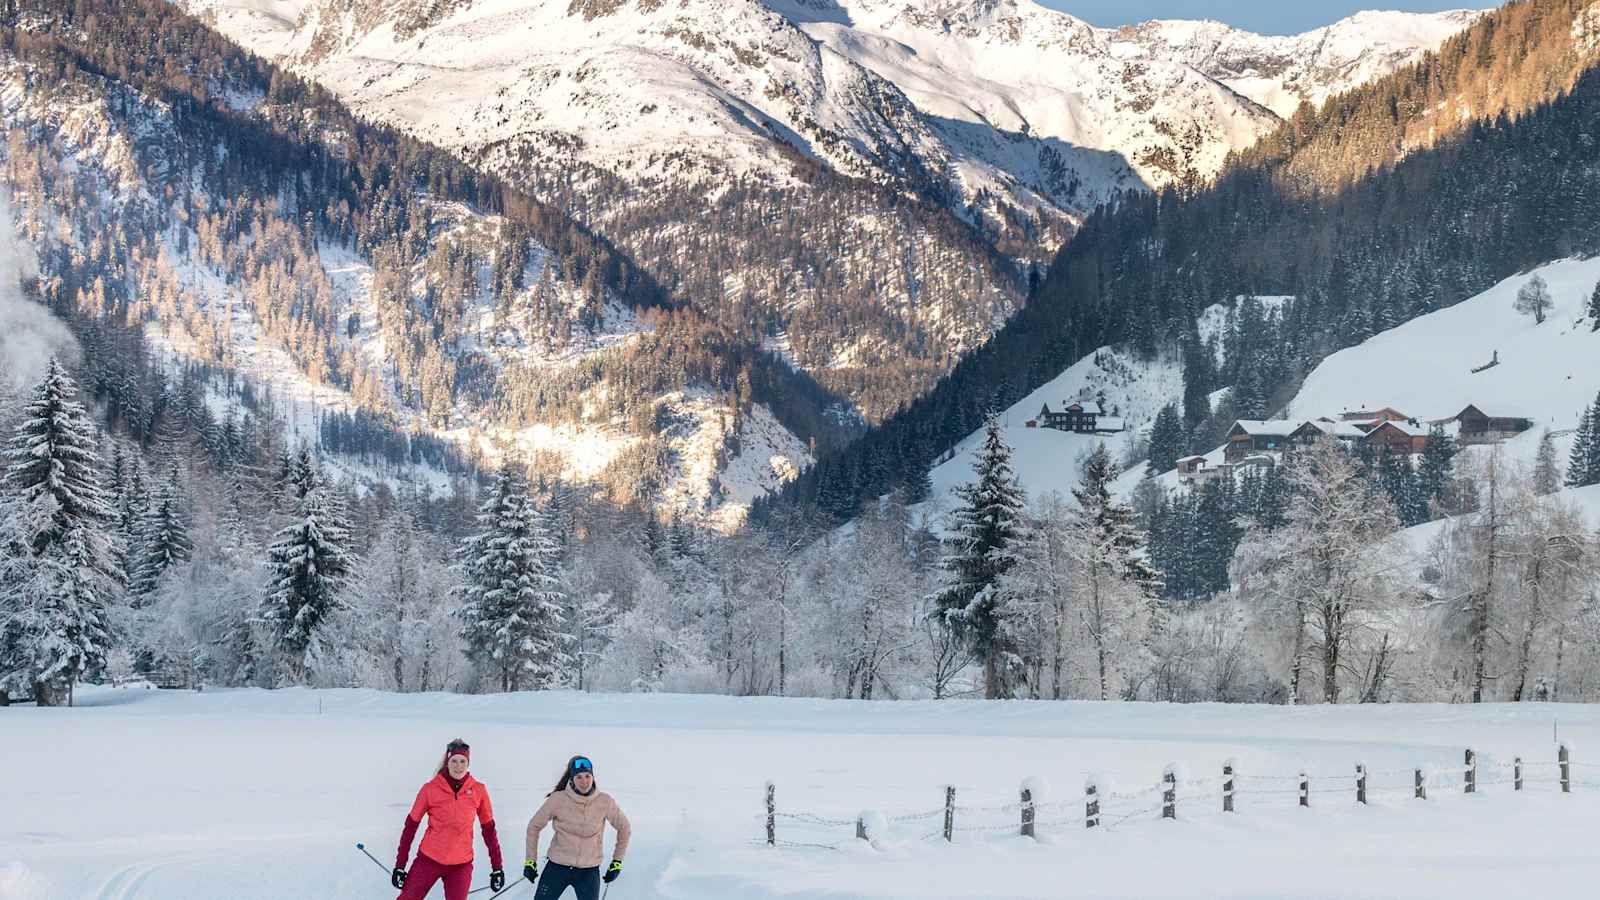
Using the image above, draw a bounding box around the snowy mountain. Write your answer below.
[1115,10,1486,118]
[170,0,1478,420]
[177,0,1478,231]
[0,5,817,526]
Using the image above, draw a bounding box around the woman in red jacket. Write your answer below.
[393,738,506,899]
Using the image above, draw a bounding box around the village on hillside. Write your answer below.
[1174,404,1535,485]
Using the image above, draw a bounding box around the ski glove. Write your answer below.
[491,870,505,891]
[604,860,623,883]
[523,860,538,883]
[391,867,407,889]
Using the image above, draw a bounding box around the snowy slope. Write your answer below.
[175,0,1477,234]
[923,342,1181,518]
[6,685,1600,899]
[1288,256,1600,470]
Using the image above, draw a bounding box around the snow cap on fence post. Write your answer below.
[1464,748,1476,795]
[856,810,888,849]
[1356,761,1367,805]
[1559,741,1573,794]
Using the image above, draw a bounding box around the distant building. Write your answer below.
[1364,419,1431,456]
[1289,419,1368,448]
[1038,397,1123,434]
[1446,404,1534,445]
[1224,420,1298,462]
[1340,407,1410,424]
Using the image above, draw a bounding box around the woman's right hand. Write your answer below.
[523,860,538,883]
[391,867,407,889]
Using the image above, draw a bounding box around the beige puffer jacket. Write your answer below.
[525,784,632,869]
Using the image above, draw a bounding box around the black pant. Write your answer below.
[534,862,601,900]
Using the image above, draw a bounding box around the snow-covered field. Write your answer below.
[6,688,1600,898]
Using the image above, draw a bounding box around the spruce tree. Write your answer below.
[129,465,192,597]
[1074,445,1163,596]
[1418,425,1459,514]
[1570,401,1597,489]
[1587,279,1600,332]
[456,468,570,692]
[258,460,352,684]
[0,359,121,705]
[1533,429,1561,495]
[1145,403,1185,477]
[930,416,1026,699]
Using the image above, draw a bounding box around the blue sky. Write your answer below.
[1038,1,1493,35]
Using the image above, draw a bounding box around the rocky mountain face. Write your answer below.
[174,0,1478,421]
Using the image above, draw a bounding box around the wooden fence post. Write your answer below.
[1162,769,1176,819]
[1298,772,1309,807]
[1464,748,1476,794]
[765,782,776,846]
[1356,764,1367,805]
[1085,782,1100,829]
[1020,786,1036,838]
[1560,743,1571,794]
[1414,768,1427,800]
[856,815,867,841]
[1514,757,1523,792]
[943,786,955,842]
[1223,763,1235,813]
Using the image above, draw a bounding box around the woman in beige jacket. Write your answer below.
[523,755,632,900]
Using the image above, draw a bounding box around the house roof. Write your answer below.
[1230,419,1299,437]
[1176,454,1207,464]
[1066,399,1103,415]
[1293,420,1368,440]
[1368,419,1430,438]
[1095,416,1125,431]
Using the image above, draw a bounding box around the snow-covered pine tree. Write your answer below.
[0,358,121,706]
[129,464,192,598]
[1145,403,1185,477]
[1068,444,1162,699]
[1587,279,1600,331]
[1534,429,1561,495]
[456,468,570,692]
[258,458,352,685]
[930,415,1026,699]
[1569,400,1597,488]
[1419,424,1461,513]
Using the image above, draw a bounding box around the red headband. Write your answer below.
[446,746,470,762]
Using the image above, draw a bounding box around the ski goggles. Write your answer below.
[571,757,594,775]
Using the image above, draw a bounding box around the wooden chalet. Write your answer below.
[1364,419,1431,456]
[1289,419,1367,448]
[1038,398,1107,434]
[1448,405,1534,444]
[1224,420,1297,462]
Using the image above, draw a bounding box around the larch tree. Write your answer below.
[1232,440,1404,704]
[1533,429,1561,496]
[1514,273,1553,324]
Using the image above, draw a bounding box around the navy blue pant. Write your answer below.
[534,862,600,900]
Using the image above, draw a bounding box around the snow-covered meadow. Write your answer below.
[5,687,1600,899]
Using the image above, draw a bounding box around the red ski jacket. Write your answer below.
[396,773,504,870]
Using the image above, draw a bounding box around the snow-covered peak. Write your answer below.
[1114,8,1488,117]
[176,0,1480,241]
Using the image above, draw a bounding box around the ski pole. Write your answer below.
[483,877,527,899]
[354,842,389,874]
